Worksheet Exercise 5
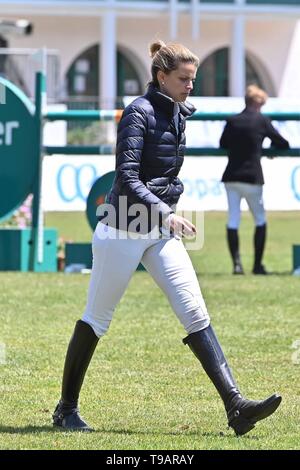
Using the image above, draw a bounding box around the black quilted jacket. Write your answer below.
[220,108,289,185]
[103,84,196,232]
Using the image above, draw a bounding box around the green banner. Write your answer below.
[0,78,37,221]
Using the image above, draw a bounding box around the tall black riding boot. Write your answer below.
[253,223,267,274]
[227,227,244,274]
[183,325,281,436]
[53,320,99,431]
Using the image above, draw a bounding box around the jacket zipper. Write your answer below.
[175,116,180,173]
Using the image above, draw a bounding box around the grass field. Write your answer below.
[0,211,299,450]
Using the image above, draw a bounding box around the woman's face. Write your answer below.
[158,62,197,102]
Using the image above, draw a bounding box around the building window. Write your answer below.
[192,47,271,96]
[66,44,142,106]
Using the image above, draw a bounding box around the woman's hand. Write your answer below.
[165,214,197,239]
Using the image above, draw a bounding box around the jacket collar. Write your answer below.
[242,107,261,115]
[145,84,196,118]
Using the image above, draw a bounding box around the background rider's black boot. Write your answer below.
[227,227,244,275]
[183,325,281,436]
[53,320,99,431]
[253,224,268,274]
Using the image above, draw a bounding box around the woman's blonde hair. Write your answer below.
[149,40,199,87]
[245,85,268,106]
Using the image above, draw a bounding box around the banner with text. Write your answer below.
[41,156,300,212]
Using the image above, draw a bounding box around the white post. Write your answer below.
[169,0,178,40]
[230,13,246,97]
[191,0,199,40]
[100,10,117,109]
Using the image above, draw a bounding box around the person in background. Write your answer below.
[220,85,289,275]
[52,44,281,436]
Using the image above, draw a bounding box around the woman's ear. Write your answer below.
[157,70,165,86]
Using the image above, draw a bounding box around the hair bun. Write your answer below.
[149,40,166,58]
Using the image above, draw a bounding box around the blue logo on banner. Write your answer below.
[291,166,300,201]
[57,164,99,202]
[182,178,223,199]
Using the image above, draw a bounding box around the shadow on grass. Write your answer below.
[197,270,293,277]
[264,271,294,276]
[0,425,57,434]
[0,424,259,440]
[95,427,259,441]
[88,427,261,442]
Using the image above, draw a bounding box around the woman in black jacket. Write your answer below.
[53,42,281,435]
[220,85,289,275]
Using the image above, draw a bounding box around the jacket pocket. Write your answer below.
[146,176,184,201]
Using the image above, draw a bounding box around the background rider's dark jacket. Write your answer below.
[220,108,289,185]
[101,84,196,232]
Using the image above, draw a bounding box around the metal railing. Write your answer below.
[44,109,300,157]
[0,48,60,102]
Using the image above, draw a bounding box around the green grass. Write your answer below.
[0,212,299,449]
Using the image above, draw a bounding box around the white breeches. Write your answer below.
[224,182,266,229]
[82,223,210,338]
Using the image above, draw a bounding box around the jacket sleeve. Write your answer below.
[264,117,290,149]
[115,105,173,218]
[219,121,231,149]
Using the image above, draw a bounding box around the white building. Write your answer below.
[1,1,299,213]
[0,0,300,107]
